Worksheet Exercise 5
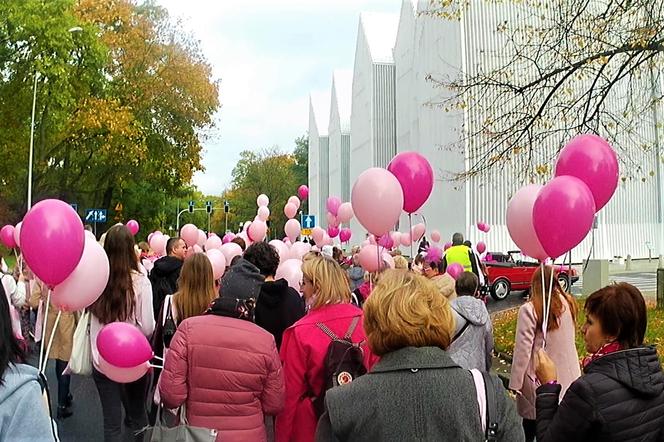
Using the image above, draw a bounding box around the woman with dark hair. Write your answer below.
[89,225,155,442]
[509,265,580,441]
[0,277,54,440]
[534,283,664,441]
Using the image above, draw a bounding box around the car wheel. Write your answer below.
[558,274,570,292]
[491,279,511,301]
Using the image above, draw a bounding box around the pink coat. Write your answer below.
[159,314,284,442]
[509,295,581,420]
[275,303,379,442]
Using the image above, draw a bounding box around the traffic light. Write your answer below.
[188,200,194,213]
[206,201,212,214]
[224,200,230,213]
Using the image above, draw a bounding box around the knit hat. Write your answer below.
[219,258,265,301]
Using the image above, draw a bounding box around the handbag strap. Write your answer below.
[316,316,360,342]
[481,371,499,442]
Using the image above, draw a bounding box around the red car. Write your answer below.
[483,251,578,300]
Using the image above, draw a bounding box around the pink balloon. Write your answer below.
[180,224,198,247]
[206,249,227,280]
[289,241,311,261]
[311,227,325,244]
[257,206,270,222]
[327,226,340,238]
[149,234,167,257]
[411,223,426,242]
[339,228,352,243]
[336,203,354,224]
[326,212,338,228]
[0,225,16,249]
[400,232,411,247]
[351,168,404,236]
[98,356,149,383]
[483,224,491,233]
[147,231,161,244]
[382,252,395,269]
[431,230,441,243]
[298,185,309,200]
[220,242,243,263]
[288,196,301,210]
[358,245,386,273]
[444,242,452,251]
[476,222,486,232]
[283,237,292,246]
[361,240,370,248]
[533,176,596,258]
[243,221,252,232]
[20,199,84,287]
[192,244,203,254]
[326,196,342,217]
[390,231,401,246]
[387,151,434,213]
[126,220,139,236]
[368,235,377,245]
[446,263,464,280]
[555,134,618,211]
[237,231,252,247]
[269,239,289,263]
[275,259,303,291]
[507,184,547,261]
[476,241,487,254]
[197,230,206,247]
[222,233,235,244]
[97,322,152,368]
[284,203,298,219]
[52,235,109,311]
[284,219,301,242]
[13,222,21,248]
[378,233,394,249]
[248,220,267,242]
[205,235,222,251]
[257,194,270,207]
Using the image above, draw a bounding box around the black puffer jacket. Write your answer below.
[149,255,183,316]
[536,346,664,441]
[254,278,305,349]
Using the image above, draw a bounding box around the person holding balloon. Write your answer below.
[88,225,155,442]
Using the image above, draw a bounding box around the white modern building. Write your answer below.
[307,91,330,224]
[328,70,353,204]
[308,0,664,260]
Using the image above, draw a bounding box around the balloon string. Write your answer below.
[38,289,51,373]
[408,213,413,261]
[152,355,164,362]
[149,363,164,369]
[40,310,61,374]
[541,262,548,348]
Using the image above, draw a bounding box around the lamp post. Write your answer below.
[26,26,82,210]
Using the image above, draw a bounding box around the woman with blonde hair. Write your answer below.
[276,257,379,442]
[316,270,522,441]
[509,265,580,441]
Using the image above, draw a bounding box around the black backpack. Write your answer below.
[162,297,177,348]
[312,316,367,417]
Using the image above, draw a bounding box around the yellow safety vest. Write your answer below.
[446,245,472,272]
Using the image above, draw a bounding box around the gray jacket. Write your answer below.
[448,296,494,372]
[316,346,523,442]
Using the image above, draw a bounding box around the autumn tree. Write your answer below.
[427,0,664,183]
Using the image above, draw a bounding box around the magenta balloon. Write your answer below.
[327,226,340,238]
[284,219,301,242]
[352,168,404,236]
[205,235,222,251]
[533,176,596,258]
[326,196,342,217]
[411,223,426,242]
[506,184,548,261]
[431,230,441,243]
[0,225,16,249]
[257,206,270,222]
[446,263,464,280]
[20,199,84,287]
[483,224,491,233]
[378,233,394,249]
[13,222,21,248]
[248,220,267,242]
[336,203,354,224]
[126,220,139,236]
[288,196,301,210]
[311,227,325,244]
[257,194,269,207]
[476,241,487,254]
[284,203,298,219]
[222,233,235,244]
[326,213,338,228]
[220,242,243,263]
[180,224,198,247]
[206,249,227,280]
[98,356,149,383]
[275,259,303,291]
[554,134,618,211]
[52,235,109,312]
[387,151,434,213]
[97,322,152,368]
[339,228,352,243]
[298,185,309,200]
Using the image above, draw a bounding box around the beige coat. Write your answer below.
[509,294,581,420]
[29,280,76,361]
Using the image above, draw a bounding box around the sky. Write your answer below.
[156,0,400,196]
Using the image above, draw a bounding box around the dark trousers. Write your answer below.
[93,368,149,442]
[523,418,536,442]
[54,359,71,407]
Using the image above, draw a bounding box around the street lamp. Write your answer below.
[27,26,82,210]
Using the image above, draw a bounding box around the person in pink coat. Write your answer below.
[275,257,379,442]
[159,274,284,442]
[509,266,581,442]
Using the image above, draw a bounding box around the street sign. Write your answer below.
[85,209,107,223]
[301,214,316,229]
[301,228,312,236]
[70,203,78,212]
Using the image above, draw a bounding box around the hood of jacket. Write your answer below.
[219,258,264,301]
[259,278,292,308]
[0,363,40,405]
[585,346,664,397]
[348,266,364,282]
[152,255,183,277]
[450,296,489,333]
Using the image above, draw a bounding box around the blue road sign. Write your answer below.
[302,214,316,229]
[85,209,107,223]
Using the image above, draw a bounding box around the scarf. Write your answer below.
[582,341,622,369]
[205,296,256,322]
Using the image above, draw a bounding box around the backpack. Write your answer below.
[149,272,175,318]
[312,316,367,417]
[162,296,177,348]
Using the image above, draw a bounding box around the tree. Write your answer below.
[292,134,308,213]
[428,0,664,183]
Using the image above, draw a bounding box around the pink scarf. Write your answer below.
[582,341,622,369]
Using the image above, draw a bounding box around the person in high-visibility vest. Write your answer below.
[442,233,480,278]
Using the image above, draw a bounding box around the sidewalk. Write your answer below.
[570,258,661,276]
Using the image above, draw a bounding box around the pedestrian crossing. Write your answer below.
[573,273,657,294]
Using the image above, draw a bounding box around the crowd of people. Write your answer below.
[0,226,663,441]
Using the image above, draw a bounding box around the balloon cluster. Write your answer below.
[507,134,618,260]
[320,196,354,244]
